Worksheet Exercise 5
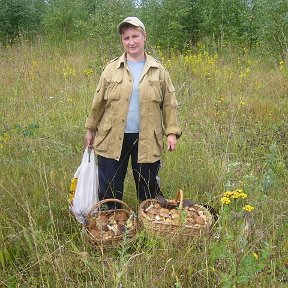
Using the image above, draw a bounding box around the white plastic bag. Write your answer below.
[70,147,99,224]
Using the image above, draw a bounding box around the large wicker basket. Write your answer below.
[84,199,137,248]
[138,190,215,239]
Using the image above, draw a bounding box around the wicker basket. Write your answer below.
[84,199,137,248]
[138,190,214,239]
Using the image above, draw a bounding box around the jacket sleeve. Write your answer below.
[85,73,107,130]
[161,70,182,138]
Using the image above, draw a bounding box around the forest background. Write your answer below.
[1,0,288,287]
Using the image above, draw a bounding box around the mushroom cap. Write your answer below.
[194,216,205,225]
[97,214,109,224]
[159,211,170,218]
[154,203,161,209]
[148,207,159,215]
[114,211,128,222]
[89,228,102,239]
[118,224,126,234]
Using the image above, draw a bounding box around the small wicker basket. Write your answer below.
[84,199,137,248]
[138,190,214,239]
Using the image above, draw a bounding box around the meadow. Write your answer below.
[0,40,287,287]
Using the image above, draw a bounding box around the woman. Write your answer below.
[85,16,182,208]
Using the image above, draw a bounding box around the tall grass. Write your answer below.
[0,40,287,287]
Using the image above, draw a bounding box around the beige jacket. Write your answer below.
[85,52,182,163]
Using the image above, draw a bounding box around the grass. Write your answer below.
[0,40,287,287]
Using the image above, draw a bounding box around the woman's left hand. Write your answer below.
[167,134,177,151]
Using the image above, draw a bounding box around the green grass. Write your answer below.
[0,41,287,287]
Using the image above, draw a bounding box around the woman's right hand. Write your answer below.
[85,129,95,147]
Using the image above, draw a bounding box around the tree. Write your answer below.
[196,0,253,49]
[254,0,288,60]
[43,0,87,41]
[0,0,46,44]
[81,0,136,46]
[138,0,188,49]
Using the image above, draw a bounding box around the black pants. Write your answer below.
[97,133,162,208]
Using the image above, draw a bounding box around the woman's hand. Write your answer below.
[85,129,95,147]
[167,134,177,151]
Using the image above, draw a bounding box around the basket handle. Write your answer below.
[175,189,184,209]
[87,198,133,218]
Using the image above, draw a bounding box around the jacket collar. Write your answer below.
[117,52,160,69]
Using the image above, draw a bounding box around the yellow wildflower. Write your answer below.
[83,68,94,76]
[243,205,254,212]
[239,192,248,199]
[63,63,76,77]
[231,191,240,199]
[223,191,233,197]
[252,252,259,260]
[220,197,231,205]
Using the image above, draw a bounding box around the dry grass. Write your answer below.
[0,41,287,287]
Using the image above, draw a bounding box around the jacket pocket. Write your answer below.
[94,122,112,151]
[167,83,175,93]
[104,76,122,100]
[149,80,162,102]
[153,128,164,156]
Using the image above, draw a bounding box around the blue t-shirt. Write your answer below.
[125,60,145,133]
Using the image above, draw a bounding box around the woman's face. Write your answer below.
[121,26,146,59]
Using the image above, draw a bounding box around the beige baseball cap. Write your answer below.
[117,17,145,34]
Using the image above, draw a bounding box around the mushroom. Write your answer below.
[148,207,159,215]
[154,203,161,209]
[159,211,170,218]
[101,224,109,231]
[159,208,170,214]
[88,218,97,231]
[155,215,162,221]
[89,228,102,239]
[114,211,128,223]
[96,214,109,230]
[188,207,198,213]
[188,210,199,218]
[118,224,126,234]
[109,224,121,236]
[194,216,205,225]
[146,211,156,220]
[97,214,109,224]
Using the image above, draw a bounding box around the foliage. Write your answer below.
[1,0,288,59]
[254,0,288,61]
[0,0,46,44]
[77,0,135,47]
[43,0,88,41]
[198,0,255,49]
[138,0,189,49]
